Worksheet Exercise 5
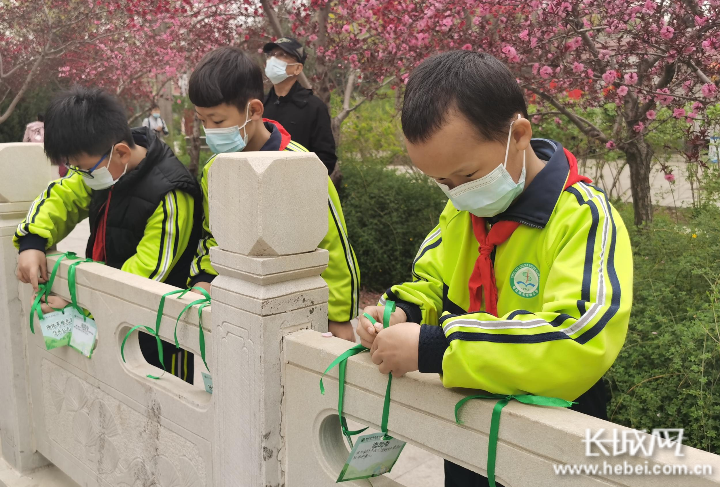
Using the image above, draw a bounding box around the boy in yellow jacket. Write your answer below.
[357,51,632,486]
[186,47,360,340]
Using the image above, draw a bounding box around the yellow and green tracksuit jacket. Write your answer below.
[384,139,632,414]
[188,120,360,322]
[13,128,200,380]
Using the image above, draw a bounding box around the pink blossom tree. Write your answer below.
[478,0,720,224]
[278,0,719,225]
[0,0,243,125]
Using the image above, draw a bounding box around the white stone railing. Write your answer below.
[0,143,718,486]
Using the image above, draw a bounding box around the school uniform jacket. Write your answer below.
[188,119,360,322]
[383,139,632,416]
[13,127,200,288]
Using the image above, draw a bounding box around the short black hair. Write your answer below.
[44,86,134,163]
[37,113,44,122]
[402,51,528,144]
[150,104,160,111]
[189,47,264,112]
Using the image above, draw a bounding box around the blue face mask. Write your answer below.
[203,103,252,154]
[435,115,526,218]
[152,113,161,119]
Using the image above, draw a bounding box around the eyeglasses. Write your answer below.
[64,147,112,179]
[266,51,298,62]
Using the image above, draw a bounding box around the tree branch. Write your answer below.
[0,54,44,124]
[524,85,609,142]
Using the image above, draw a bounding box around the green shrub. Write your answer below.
[607,205,720,453]
[338,158,447,292]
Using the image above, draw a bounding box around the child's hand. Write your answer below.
[17,249,48,292]
[192,282,212,295]
[370,322,420,377]
[328,320,356,342]
[39,294,70,314]
[357,305,407,349]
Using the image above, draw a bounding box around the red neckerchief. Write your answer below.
[468,148,591,315]
[263,118,292,150]
[92,188,113,262]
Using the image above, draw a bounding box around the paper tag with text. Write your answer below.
[337,432,406,482]
[201,372,213,394]
[39,309,74,350]
[69,313,97,358]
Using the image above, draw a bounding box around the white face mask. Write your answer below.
[265,56,299,85]
[81,145,127,191]
[436,114,526,218]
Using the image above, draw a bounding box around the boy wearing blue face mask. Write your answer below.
[187,46,360,342]
[356,51,633,486]
[15,86,202,383]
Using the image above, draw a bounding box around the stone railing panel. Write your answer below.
[0,143,54,473]
[18,257,213,486]
[283,330,720,487]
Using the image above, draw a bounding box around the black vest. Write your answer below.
[86,128,201,288]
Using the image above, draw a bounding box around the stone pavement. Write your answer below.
[55,219,90,256]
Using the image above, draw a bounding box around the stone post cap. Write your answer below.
[0,143,52,203]
[208,151,329,256]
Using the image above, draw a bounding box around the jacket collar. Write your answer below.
[265,80,311,108]
[113,127,165,192]
[489,139,572,229]
[260,119,292,151]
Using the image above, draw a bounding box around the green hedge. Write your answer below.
[607,206,720,453]
[338,158,447,292]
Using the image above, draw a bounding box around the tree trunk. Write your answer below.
[188,114,201,177]
[623,139,654,226]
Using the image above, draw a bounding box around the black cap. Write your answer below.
[263,37,307,64]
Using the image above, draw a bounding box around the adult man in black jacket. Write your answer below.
[262,38,337,175]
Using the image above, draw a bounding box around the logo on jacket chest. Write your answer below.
[510,263,540,298]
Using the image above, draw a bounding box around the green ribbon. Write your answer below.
[174,287,212,373]
[319,300,397,447]
[454,394,575,487]
[121,324,167,380]
[121,287,212,380]
[120,288,187,380]
[29,252,92,334]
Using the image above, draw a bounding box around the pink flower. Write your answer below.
[539,66,553,78]
[664,173,676,182]
[646,110,657,120]
[701,83,717,98]
[587,69,594,78]
[342,24,351,33]
[602,70,617,84]
[617,86,628,97]
[606,140,616,149]
[572,62,584,73]
[624,72,638,85]
[532,115,542,124]
[693,101,704,112]
[502,45,518,61]
[461,43,473,51]
[634,122,645,132]
[660,25,674,39]
[442,17,453,27]
[349,54,358,63]
[673,108,686,118]
[308,34,318,42]
[554,117,562,125]
[519,29,529,41]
